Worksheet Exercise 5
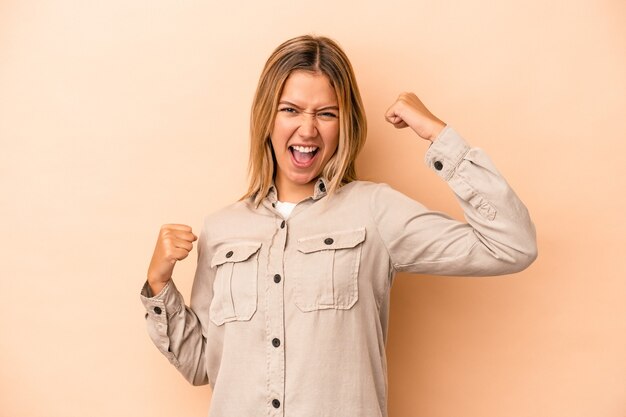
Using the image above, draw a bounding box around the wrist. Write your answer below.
[147,277,169,297]
[429,120,446,142]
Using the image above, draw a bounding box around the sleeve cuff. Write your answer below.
[424,125,470,181]
[139,280,184,323]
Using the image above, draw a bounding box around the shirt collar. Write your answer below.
[266,176,328,204]
[312,176,328,200]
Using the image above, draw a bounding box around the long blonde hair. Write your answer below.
[240,35,367,207]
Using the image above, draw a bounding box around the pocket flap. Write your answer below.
[297,227,366,254]
[211,242,262,268]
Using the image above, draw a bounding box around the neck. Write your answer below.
[275,176,316,203]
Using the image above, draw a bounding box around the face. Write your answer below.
[270,70,340,199]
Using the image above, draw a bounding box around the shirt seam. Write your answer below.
[395,240,480,270]
[369,185,395,268]
[369,184,397,298]
[448,148,469,181]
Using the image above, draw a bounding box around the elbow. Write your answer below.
[523,246,538,270]
[511,241,538,273]
[507,219,539,273]
[189,363,210,386]
[187,369,209,386]
[188,366,209,386]
[191,376,209,387]
[177,361,209,386]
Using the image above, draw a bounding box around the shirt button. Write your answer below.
[319,182,326,192]
[272,202,276,207]
[274,274,281,283]
[272,399,281,408]
[153,306,162,315]
[272,338,281,347]
[280,220,285,229]
[225,250,234,258]
[324,237,334,245]
[434,161,444,170]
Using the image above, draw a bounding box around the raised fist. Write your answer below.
[146,224,197,295]
[384,92,446,142]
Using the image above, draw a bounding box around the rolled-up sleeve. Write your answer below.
[371,125,538,276]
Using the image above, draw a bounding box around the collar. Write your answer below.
[266,176,328,204]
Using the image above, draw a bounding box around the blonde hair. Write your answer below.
[240,34,367,207]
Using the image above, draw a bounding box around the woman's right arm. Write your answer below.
[140,223,213,386]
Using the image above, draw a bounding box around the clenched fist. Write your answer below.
[384,92,446,142]
[147,224,198,295]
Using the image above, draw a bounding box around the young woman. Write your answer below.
[141,35,537,417]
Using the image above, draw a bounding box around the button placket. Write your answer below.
[267,215,287,415]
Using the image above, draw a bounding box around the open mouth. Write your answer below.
[289,145,319,167]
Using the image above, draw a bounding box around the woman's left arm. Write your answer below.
[373,93,538,276]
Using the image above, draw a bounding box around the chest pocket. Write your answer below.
[209,242,261,326]
[293,227,366,312]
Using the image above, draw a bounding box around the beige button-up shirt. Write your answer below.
[140,125,538,417]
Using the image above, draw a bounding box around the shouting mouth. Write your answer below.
[289,145,319,168]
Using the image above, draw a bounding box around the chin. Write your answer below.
[292,177,315,185]
[289,173,318,185]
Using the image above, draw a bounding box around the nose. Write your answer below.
[297,112,318,138]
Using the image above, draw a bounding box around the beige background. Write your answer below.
[1,1,625,416]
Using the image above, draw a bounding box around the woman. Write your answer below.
[141,35,537,417]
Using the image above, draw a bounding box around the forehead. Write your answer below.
[279,70,337,105]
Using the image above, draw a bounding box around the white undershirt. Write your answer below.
[275,200,297,219]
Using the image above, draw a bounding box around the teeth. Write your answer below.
[291,145,318,153]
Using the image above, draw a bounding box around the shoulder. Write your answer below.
[344,180,424,214]
[338,179,388,194]
[338,179,399,199]
[200,199,256,234]
[326,180,408,212]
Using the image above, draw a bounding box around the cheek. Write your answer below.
[323,126,340,153]
[271,120,295,144]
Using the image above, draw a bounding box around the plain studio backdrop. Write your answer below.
[1,1,624,416]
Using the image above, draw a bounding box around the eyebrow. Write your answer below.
[278,100,339,111]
